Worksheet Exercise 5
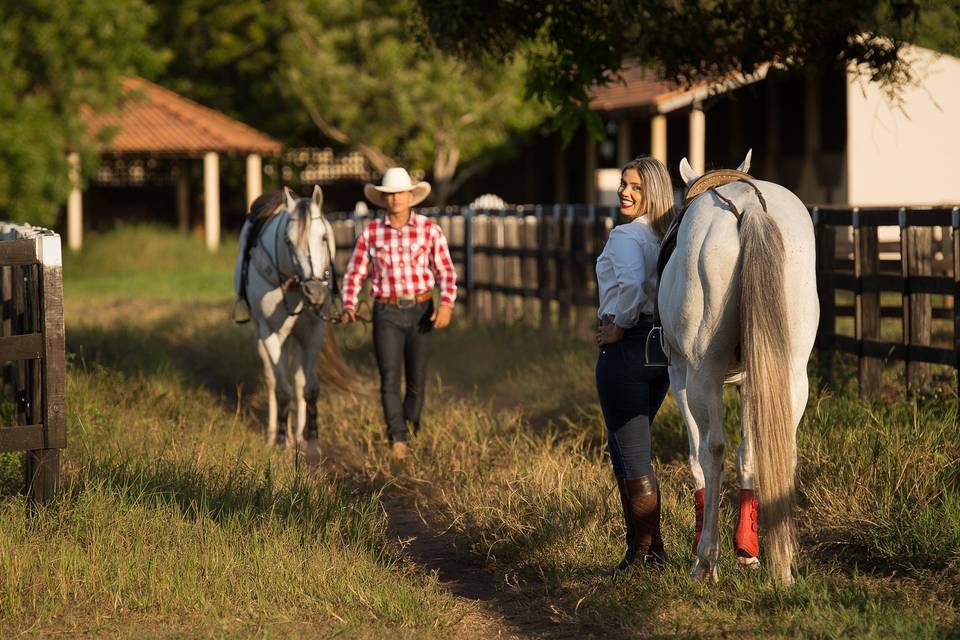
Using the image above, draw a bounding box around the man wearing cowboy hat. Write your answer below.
[340,167,457,458]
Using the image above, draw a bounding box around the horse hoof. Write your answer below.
[736,555,760,569]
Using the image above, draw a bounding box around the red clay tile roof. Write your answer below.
[589,66,684,113]
[589,64,769,114]
[83,76,282,156]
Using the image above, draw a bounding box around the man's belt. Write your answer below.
[376,291,433,307]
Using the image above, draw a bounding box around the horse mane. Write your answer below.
[292,199,312,253]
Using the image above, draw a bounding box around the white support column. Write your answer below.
[689,103,706,175]
[246,153,263,209]
[651,114,667,166]
[203,151,220,252]
[616,118,632,167]
[67,152,83,252]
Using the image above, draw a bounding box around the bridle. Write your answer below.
[270,209,336,317]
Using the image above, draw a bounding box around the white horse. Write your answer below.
[657,151,819,584]
[233,185,337,448]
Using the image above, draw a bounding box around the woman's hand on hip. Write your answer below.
[596,323,624,346]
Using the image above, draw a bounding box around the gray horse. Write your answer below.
[233,186,337,448]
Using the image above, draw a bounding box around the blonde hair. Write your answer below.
[621,156,675,238]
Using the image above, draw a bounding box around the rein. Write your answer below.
[236,211,337,322]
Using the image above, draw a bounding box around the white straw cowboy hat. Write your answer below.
[364,167,431,208]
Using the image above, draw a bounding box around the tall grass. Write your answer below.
[6,226,957,637]
[1,348,460,636]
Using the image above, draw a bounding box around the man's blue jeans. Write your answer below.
[372,299,433,443]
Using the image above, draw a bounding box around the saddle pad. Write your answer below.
[657,169,755,280]
[250,244,281,287]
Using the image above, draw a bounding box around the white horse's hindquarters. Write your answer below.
[659,202,742,369]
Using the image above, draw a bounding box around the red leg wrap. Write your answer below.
[734,488,760,558]
[692,488,705,556]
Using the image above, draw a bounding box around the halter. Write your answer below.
[261,210,335,317]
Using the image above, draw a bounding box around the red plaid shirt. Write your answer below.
[342,212,457,310]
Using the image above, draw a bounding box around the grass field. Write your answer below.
[2,226,959,638]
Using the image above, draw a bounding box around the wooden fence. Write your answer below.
[330,204,960,397]
[330,205,617,334]
[0,224,66,506]
[813,205,960,398]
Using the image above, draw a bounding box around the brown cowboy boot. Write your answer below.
[648,485,666,566]
[607,475,667,574]
[606,477,639,574]
[626,475,667,567]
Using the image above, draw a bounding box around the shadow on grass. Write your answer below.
[73,449,382,552]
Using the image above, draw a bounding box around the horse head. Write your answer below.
[282,185,336,307]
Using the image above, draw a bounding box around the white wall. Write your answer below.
[847,44,960,205]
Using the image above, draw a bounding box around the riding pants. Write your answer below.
[595,322,670,478]
[373,299,433,443]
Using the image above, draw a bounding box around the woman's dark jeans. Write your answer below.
[595,322,670,478]
[373,299,433,443]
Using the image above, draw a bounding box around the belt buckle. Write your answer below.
[396,294,416,309]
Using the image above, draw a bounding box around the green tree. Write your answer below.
[0,1,160,227]
[148,0,549,205]
[147,1,307,142]
[416,0,927,135]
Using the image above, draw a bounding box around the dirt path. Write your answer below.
[379,492,587,640]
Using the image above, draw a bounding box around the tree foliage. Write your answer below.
[0,1,160,226]
[416,0,930,135]
[279,0,547,203]
[149,0,548,204]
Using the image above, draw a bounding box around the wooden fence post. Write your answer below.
[503,213,522,323]
[490,213,506,322]
[953,207,960,400]
[540,206,560,329]
[449,211,467,311]
[472,213,491,323]
[572,208,594,336]
[558,205,574,330]
[854,209,881,398]
[908,223,933,391]
[813,207,837,384]
[522,212,540,327]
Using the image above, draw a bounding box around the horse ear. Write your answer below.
[283,186,297,212]
[679,157,700,186]
[737,149,753,174]
[311,184,324,210]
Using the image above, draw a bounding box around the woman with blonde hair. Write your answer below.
[594,155,675,573]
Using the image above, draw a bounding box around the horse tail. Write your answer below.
[739,198,796,585]
[318,324,357,392]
